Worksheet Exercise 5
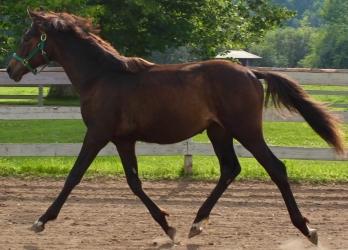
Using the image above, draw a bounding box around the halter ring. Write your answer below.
[40,33,47,41]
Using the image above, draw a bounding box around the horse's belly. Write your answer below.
[136,116,211,144]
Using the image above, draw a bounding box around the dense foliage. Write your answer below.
[0,0,292,67]
[301,0,348,68]
[272,0,323,27]
[251,0,348,68]
[250,26,314,67]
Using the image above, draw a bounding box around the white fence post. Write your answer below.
[183,139,193,174]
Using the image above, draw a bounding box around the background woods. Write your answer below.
[1,0,291,65]
[251,0,348,69]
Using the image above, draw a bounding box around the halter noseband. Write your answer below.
[12,33,50,75]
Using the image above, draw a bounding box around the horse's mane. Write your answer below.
[30,11,154,73]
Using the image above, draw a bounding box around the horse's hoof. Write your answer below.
[166,226,176,241]
[188,224,202,238]
[188,217,209,238]
[30,220,45,233]
[307,227,318,245]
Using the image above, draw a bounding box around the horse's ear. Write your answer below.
[27,7,32,19]
[27,8,41,20]
[27,9,48,31]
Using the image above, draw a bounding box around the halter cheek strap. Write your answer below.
[12,33,50,75]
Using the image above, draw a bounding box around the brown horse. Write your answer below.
[7,10,345,245]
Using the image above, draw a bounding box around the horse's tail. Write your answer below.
[251,69,346,155]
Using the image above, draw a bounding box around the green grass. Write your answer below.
[0,97,80,106]
[302,85,348,91]
[0,156,347,183]
[0,120,347,146]
[0,120,86,143]
[0,87,50,95]
[0,87,80,106]
[0,120,346,182]
[194,122,348,147]
[301,85,348,110]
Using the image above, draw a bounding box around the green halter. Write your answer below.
[12,33,50,75]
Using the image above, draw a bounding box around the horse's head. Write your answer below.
[7,10,52,82]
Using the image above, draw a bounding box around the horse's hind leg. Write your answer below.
[239,137,318,245]
[189,124,241,238]
[114,140,176,240]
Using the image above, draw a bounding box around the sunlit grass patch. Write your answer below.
[0,156,347,183]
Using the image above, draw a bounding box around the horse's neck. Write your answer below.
[51,36,104,94]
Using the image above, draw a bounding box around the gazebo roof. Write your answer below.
[216,50,261,59]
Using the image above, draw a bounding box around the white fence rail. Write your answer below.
[254,67,348,85]
[0,106,347,122]
[2,66,348,85]
[0,142,344,161]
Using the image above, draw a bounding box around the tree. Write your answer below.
[302,0,348,68]
[249,26,314,67]
[91,0,293,59]
[271,0,324,27]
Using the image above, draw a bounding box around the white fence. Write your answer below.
[0,106,347,122]
[0,142,341,160]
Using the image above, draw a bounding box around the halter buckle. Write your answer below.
[40,33,47,41]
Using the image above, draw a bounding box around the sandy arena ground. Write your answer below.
[1,178,347,250]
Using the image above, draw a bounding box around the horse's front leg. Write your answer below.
[115,140,176,240]
[31,129,108,232]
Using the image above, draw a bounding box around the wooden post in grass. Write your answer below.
[183,140,193,175]
[184,155,193,174]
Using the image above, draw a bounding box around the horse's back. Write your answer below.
[149,60,264,122]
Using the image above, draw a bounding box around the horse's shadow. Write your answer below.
[185,244,201,250]
[23,245,40,250]
[148,242,201,250]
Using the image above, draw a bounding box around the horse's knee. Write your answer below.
[277,160,287,175]
[267,160,289,183]
[222,164,241,185]
[232,164,241,177]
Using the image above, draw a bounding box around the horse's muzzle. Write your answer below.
[6,61,25,82]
